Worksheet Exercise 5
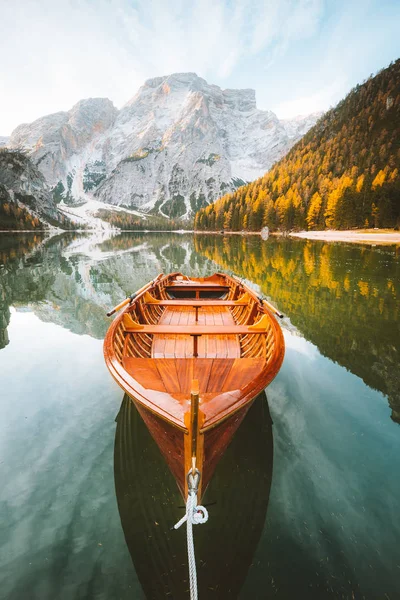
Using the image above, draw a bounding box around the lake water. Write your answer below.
[0,231,399,599]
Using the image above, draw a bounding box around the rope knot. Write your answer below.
[192,505,208,525]
[172,469,209,600]
[173,494,208,529]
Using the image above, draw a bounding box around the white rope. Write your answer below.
[173,488,208,600]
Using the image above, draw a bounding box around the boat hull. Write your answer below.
[104,272,285,499]
[114,391,274,599]
[127,391,256,500]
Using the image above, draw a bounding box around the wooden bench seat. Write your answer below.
[166,283,229,288]
[165,285,230,295]
[143,300,248,306]
[125,325,268,334]
[151,304,242,359]
[124,310,271,357]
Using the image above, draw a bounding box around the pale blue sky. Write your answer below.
[0,0,399,134]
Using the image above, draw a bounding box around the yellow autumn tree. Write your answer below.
[223,205,233,229]
[306,192,322,230]
[324,175,353,228]
[356,174,365,192]
[372,169,386,188]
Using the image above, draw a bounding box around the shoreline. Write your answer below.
[289,229,400,245]
[1,228,400,245]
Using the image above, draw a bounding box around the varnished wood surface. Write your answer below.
[133,400,186,498]
[114,391,274,599]
[166,284,230,293]
[143,300,248,306]
[151,304,240,360]
[104,272,285,498]
[122,357,265,395]
[166,282,229,287]
[124,324,269,334]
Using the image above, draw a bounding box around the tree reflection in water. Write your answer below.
[194,235,400,423]
[1,231,398,422]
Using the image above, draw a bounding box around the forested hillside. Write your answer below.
[195,60,400,231]
[96,209,192,231]
[0,149,75,230]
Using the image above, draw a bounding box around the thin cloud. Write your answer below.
[249,0,323,55]
[0,0,398,133]
[275,80,346,118]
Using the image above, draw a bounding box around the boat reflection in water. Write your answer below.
[114,391,273,599]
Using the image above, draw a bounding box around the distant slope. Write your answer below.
[195,59,400,231]
[0,149,75,230]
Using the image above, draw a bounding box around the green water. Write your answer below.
[0,231,399,599]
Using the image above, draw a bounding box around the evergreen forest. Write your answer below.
[195,60,400,232]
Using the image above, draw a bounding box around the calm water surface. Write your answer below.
[0,232,399,599]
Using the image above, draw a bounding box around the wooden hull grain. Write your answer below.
[104,272,285,499]
[132,396,186,497]
[128,391,255,499]
[114,392,274,599]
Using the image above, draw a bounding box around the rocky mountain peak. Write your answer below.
[281,111,324,139]
[145,72,205,90]
[222,88,257,112]
[68,98,118,133]
[9,73,321,220]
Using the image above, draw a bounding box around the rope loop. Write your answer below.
[173,469,209,600]
[192,505,208,525]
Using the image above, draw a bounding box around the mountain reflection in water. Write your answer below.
[0,231,214,344]
[1,231,400,599]
[114,392,273,599]
[1,231,398,422]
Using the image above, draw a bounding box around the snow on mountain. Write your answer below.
[9,73,320,220]
[57,197,149,231]
[10,99,117,202]
[0,136,9,147]
[281,112,323,139]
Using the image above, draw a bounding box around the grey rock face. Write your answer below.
[281,112,323,139]
[0,149,63,226]
[9,74,320,218]
[10,99,117,195]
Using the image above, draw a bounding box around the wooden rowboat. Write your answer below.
[104,272,285,500]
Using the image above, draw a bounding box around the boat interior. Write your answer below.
[107,273,284,427]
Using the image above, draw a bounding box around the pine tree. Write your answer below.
[194,59,400,232]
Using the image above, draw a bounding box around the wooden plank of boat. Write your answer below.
[104,272,285,500]
[142,299,249,306]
